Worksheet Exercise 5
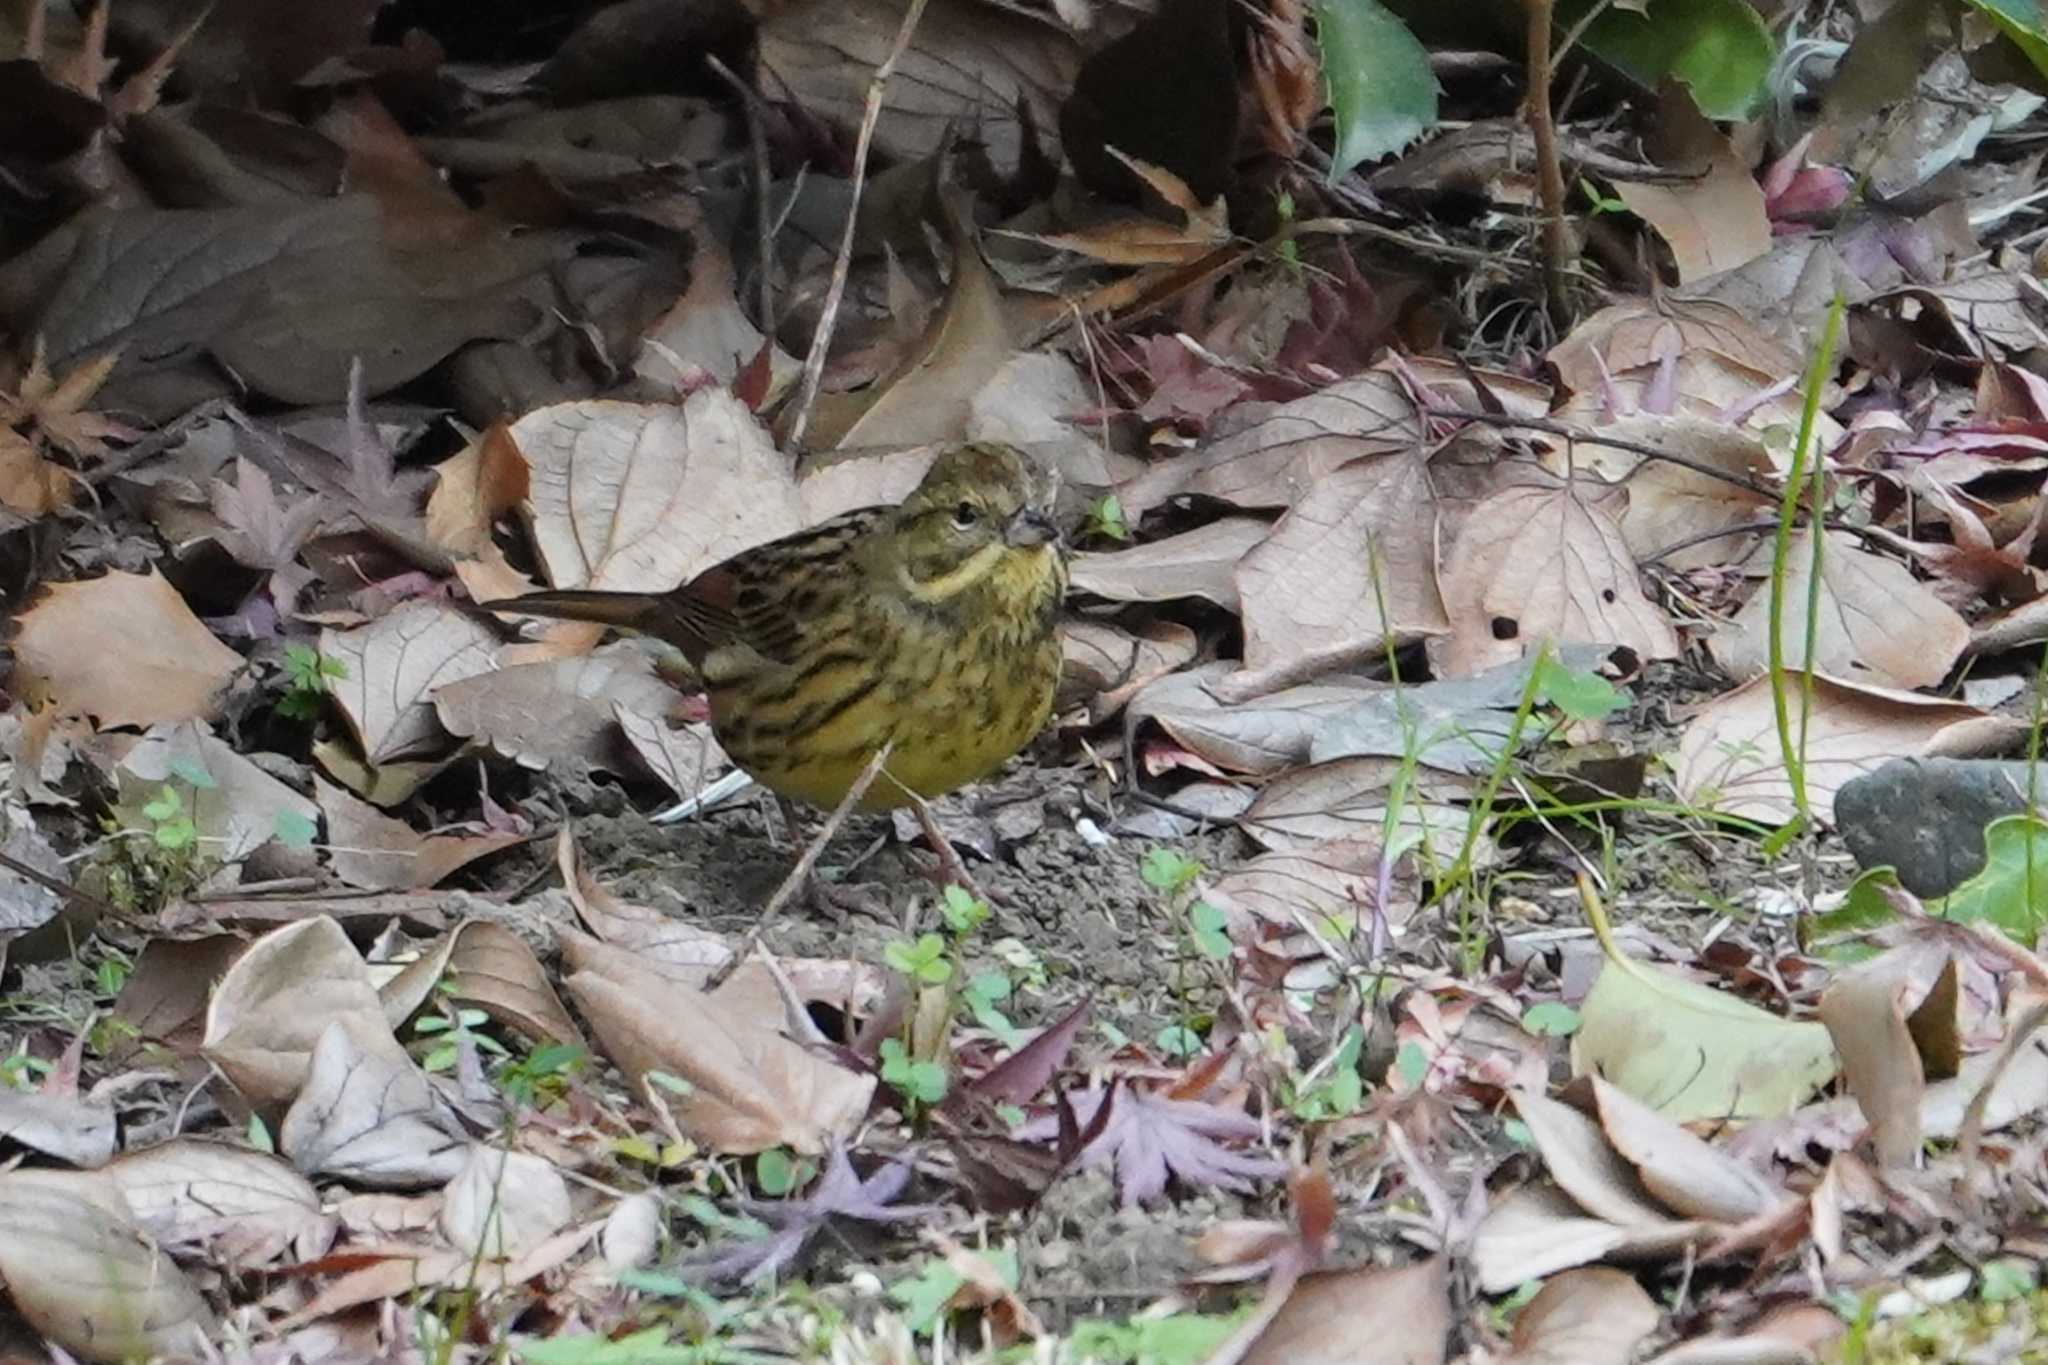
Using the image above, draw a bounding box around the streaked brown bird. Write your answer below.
[484,442,1067,890]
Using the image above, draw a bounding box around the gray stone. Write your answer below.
[1836,758,2048,896]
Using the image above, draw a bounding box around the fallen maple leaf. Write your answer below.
[689,1145,940,1284]
[1016,1078,1285,1205]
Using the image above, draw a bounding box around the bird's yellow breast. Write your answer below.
[709,544,1064,811]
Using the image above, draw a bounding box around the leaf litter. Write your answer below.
[9,0,2048,1359]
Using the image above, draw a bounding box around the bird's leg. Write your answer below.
[777,794,888,921]
[905,792,998,906]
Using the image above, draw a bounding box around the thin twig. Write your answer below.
[1423,406,1778,497]
[0,847,112,915]
[704,741,894,993]
[783,0,933,450]
[705,53,777,328]
[1523,0,1573,327]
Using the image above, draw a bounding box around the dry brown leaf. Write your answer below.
[13,569,243,727]
[323,602,498,769]
[104,721,320,869]
[1672,672,2019,824]
[1585,1079,1787,1223]
[432,641,684,772]
[756,0,1079,171]
[0,1174,216,1363]
[1712,530,1968,689]
[1612,143,1770,284]
[381,918,584,1050]
[802,196,1016,450]
[1818,951,1958,1168]
[279,1017,467,1185]
[562,929,874,1154]
[1434,483,1679,677]
[1068,519,1269,609]
[1059,618,1200,720]
[0,425,74,517]
[1240,757,1478,863]
[425,421,529,558]
[1537,413,1777,569]
[1126,662,1373,775]
[516,389,799,598]
[1550,297,1804,393]
[1232,450,1448,693]
[1503,1266,1661,1365]
[439,1146,571,1261]
[101,1139,336,1269]
[1240,1256,1450,1365]
[634,233,798,396]
[0,1089,114,1167]
[1119,369,1423,518]
[200,915,402,1110]
[316,778,519,892]
[1204,836,1415,936]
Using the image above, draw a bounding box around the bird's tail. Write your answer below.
[480,590,667,633]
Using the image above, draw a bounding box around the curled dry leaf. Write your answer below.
[315,778,520,892]
[200,915,401,1110]
[801,191,1015,450]
[0,196,562,421]
[1126,662,1376,775]
[1231,449,1448,695]
[1434,482,1679,678]
[1238,1256,1452,1365]
[1673,673,2018,824]
[1240,756,1479,864]
[425,421,528,559]
[561,929,874,1154]
[1119,370,1422,518]
[1501,1266,1660,1365]
[616,704,731,803]
[380,918,584,1051]
[323,601,498,768]
[634,232,797,396]
[13,568,243,727]
[1068,518,1269,609]
[1712,530,1969,689]
[515,388,799,597]
[1204,835,1415,937]
[1817,952,1959,1168]
[0,1174,216,1364]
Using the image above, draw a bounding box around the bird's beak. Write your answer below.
[1005,506,1060,548]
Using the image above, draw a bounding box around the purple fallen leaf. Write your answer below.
[689,1146,940,1285]
[1017,1083,1285,1206]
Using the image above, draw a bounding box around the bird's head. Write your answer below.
[881,443,1065,611]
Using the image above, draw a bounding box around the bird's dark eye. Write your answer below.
[951,501,980,529]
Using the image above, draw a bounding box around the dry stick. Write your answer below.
[0,847,111,914]
[704,53,778,328]
[1423,406,1778,497]
[782,0,933,450]
[1523,0,1572,328]
[704,741,894,993]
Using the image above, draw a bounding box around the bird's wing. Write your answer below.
[687,505,887,670]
